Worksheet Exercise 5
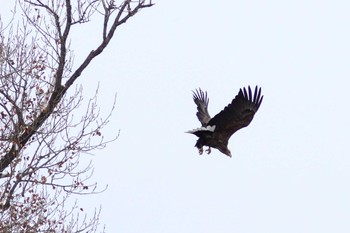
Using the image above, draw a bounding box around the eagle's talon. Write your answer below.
[198,147,203,155]
[206,147,211,154]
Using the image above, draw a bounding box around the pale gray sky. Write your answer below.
[2,1,350,232]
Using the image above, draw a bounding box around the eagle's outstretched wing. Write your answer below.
[208,86,263,138]
[193,89,211,126]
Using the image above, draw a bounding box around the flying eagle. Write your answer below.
[187,86,263,157]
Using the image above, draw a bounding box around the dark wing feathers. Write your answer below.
[208,86,263,137]
[192,89,211,126]
[253,86,263,106]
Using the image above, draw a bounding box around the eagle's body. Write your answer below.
[187,86,263,157]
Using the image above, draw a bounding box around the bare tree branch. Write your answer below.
[0,0,153,231]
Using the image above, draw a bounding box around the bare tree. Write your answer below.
[0,0,153,231]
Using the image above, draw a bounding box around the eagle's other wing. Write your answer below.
[193,89,211,126]
[208,86,263,137]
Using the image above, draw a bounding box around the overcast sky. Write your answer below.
[3,0,350,232]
